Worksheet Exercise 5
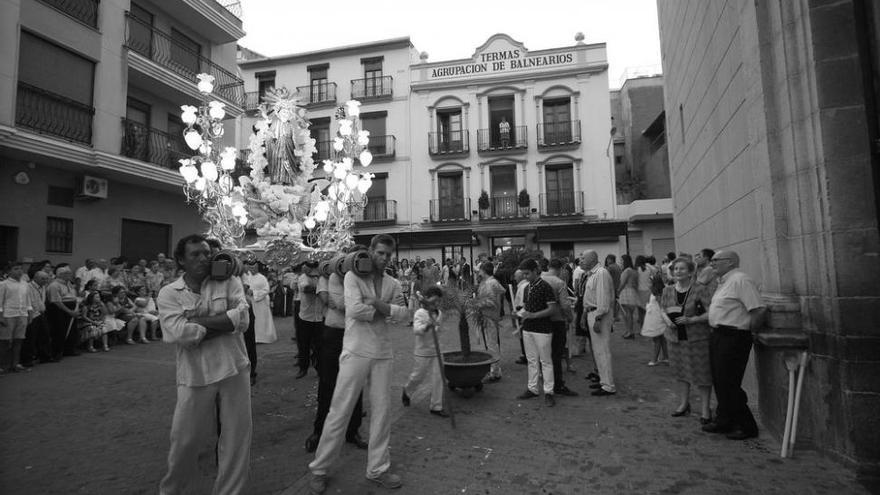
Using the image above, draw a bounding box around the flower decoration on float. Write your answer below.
[176,74,373,267]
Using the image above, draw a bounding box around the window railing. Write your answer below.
[120,118,189,170]
[367,135,396,159]
[244,91,260,111]
[428,131,469,155]
[124,13,245,107]
[214,0,242,19]
[477,126,528,152]
[313,140,333,162]
[539,191,584,216]
[39,0,99,27]
[430,198,471,222]
[479,195,528,219]
[354,199,397,223]
[16,82,94,145]
[296,82,337,105]
[537,120,581,147]
[351,75,392,100]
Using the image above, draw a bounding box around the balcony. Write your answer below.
[354,200,397,225]
[215,0,242,18]
[367,135,396,160]
[537,120,581,148]
[15,82,94,145]
[296,82,337,107]
[351,76,393,100]
[478,195,529,220]
[539,191,584,217]
[120,118,189,170]
[430,198,471,223]
[428,131,469,157]
[40,0,99,27]
[476,126,527,154]
[313,140,333,162]
[124,14,245,108]
[244,91,260,111]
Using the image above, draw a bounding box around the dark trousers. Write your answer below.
[551,320,567,390]
[296,318,322,372]
[710,327,759,434]
[313,325,363,437]
[21,314,53,365]
[244,306,257,376]
[47,302,78,358]
[292,301,302,341]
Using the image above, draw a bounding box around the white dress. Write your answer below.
[243,272,277,344]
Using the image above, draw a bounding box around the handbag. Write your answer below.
[640,295,667,338]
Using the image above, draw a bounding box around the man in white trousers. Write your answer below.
[581,250,617,396]
[309,234,408,494]
[157,234,252,494]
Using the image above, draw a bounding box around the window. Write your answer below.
[545,165,575,215]
[47,186,74,207]
[166,114,188,167]
[363,174,388,221]
[308,64,328,102]
[310,117,331,161]
[437,172,464,220]
[437,108,463,152]
[360,111,387,155]
[170,28,200,76]
[489,165,517,217]
[123,98,152,161]
[256,70,275,97]
[363,57,383,97]
[46,217,73,253]
[543,98,571,142]
[121,219,170,263]
[488,96,515,148]
[128,4,153,57]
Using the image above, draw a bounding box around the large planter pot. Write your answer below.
[443,351,498,397]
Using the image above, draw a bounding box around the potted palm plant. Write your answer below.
[436,286,498,397]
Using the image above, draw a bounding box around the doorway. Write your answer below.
[0,226,18,267]
[438,172,464,220]
[121,219,170,263]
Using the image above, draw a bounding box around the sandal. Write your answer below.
[126,339,136,345]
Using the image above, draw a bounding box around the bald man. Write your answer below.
[580,250,616,396]
[704,250,765,440]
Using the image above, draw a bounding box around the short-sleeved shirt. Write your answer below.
[477,276,506,321]
[318,274,345,329]
[46,279,76,304]
[708,269,764,330]
[298,274,325,322]
[540,272,569,322]
[522,278,556,334]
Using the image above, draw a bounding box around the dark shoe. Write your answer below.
[309,474,328,494]
[726,429,758,440]
[623,334,635,340]
[544,394,556,407]
[250,373,257,386]
[701,422,732,434]
[554,386,579,397]
[671,403,691,417]
[591,388,616,396]
[295,369,307,379]
[430,409,450,418]
[366,472,402,489]
[589,383,602,389]
[401,390,411,407]
[346,433,368,449]
[517,390,539,400]
[586,372,600,382]
[515,356,528,365]
[700,416,713,426]
[305,433,320,453]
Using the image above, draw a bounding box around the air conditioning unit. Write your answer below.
[76,176,108,199]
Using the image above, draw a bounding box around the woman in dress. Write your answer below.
[616,254,641,339]
[243,261,277,344]
[658,257,713,423]
[78,291,110,352]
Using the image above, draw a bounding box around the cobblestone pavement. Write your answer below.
[0,315,870,494]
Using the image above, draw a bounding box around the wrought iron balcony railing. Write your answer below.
[16,82,94,145]
[351,76,392,100]
[214,0,242,18]
[478,195,528,220]
[537,120,582,147]
[430,198,471,223]
[40,0,99,27]
[354,200,397,223]
[124,13,245,107]
[120,118,189,170]
[367,135,395,159]
[539,191,584,216]
[428,131,469,155]
[244,91,260,111]
[296,82,337,106]
[477,126,528,152]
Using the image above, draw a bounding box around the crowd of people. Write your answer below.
[1,235,766,494]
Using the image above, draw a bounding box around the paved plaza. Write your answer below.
[0,316,870,495]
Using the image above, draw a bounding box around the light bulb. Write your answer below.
[208,101,226,120]
[359,150,373,166]
[180,105,198,125]
[197,74,215,94]
[184,131,203,151]
[201,161,218,181]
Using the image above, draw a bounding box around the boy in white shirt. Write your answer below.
[401,286,448,417]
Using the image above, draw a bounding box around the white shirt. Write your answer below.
[343,271,407,359]
[583,265,615,318]
[412,308,442,357]
[0,278,33,317]
[708,269,764,330]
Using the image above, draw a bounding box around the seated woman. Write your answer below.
[108,286,146,344]
[78,291,111,352]
[132,285,159,341]
[658,257,713,424]
[103,267,128,292]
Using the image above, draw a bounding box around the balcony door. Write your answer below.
[437,108,462,152]
[438,172,464,220]
[545,165,574,215]
[128,3,153,58]
[360,112,387,156]
[170,29,201,78]
[489,95,515,147]
[166,115,188,168]
[311,117,331,161]
[543,98,571,143]
[308,66,327,103]
[123,98,151,162]
[364,175,387,221]
[490,165,517,217]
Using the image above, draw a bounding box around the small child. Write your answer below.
[401,286,448,417]
[78,291,110,352]
[132,286,159,341]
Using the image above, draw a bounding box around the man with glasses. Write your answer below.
[704,250,765,440]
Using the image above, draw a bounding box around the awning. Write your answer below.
[355,229,474,248]
[536,221,628,242]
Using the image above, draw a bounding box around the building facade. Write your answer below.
[0,0,244,265]
[237,33,627,263]
[657,0,880,478]
[612,74,675,257]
